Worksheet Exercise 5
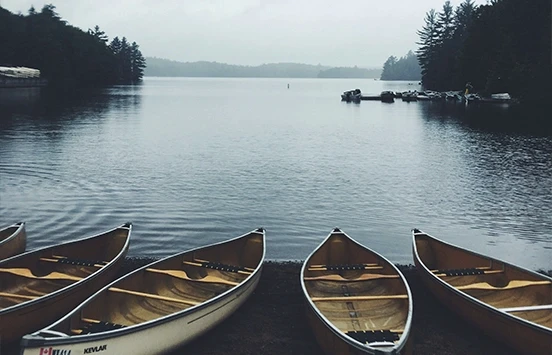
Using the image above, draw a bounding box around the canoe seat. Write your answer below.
[310,264,383,271]
[56,257,107,267]
[433,268,485,276]
[40,255,108,267]
[77,320,126,335]
[346,330,400,344]
[184,260,249,273]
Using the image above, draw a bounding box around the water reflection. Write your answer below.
[0,84,143,137]
[418,100,552,136]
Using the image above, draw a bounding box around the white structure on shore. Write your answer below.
[0,66,47,87]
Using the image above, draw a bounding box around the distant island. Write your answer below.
[145,57,381,79]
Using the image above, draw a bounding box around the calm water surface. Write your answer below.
[0,78,551,270]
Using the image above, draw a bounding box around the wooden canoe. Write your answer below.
[0,221,26,261]
[301,228,413,355]
[21,228,266,355]
[412,228,552,355]
[0,223,131,345]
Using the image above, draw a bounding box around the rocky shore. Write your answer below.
[5,258,544,354]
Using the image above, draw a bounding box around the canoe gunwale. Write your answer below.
[21,228,266,347]
[0,221,26,260]
[0,223,132,314]
[411,229,552,334]
[0,221,25,245]
[300,228,413,354]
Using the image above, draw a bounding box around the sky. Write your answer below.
[1,0,487,68]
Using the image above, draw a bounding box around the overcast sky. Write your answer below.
[1,0,487,68]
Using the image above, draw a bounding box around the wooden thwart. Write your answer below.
[458,280,551,291]
[108,287,200,306]
[82,317,101,324]
[146,268,239,286]
[0,291,38,300]
[304,274,400,282]
[0,267,82,281]
[311,295,408,302]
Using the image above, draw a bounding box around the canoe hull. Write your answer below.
[21,270,261,355]
[412,230,552,355]
[0,222,26,261]
[301,228,413,355]
[21,228,265,355]
[0,224,131,345]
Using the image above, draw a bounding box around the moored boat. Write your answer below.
[0,222,26,260]
[412,228,552,355]
[21,228,266,355]
[301,228,413,355]
[0,223,131,345]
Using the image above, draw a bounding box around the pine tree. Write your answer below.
[88,25,108,44]
[130,42,146,82]
[416,9,439,88]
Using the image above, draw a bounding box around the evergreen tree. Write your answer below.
[380,52,421,80]
[416,9,439,88]
[130,42,146,82]
[88,25,108,44]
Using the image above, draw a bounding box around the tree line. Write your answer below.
[380,51,421,81]
[416,0,551,103]
[145,57,381,79]
[0,5,145,87]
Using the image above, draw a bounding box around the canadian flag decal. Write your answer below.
[39,348,53,355]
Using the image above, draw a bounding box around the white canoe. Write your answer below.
[21,228,266,355]
[301,228,413,354]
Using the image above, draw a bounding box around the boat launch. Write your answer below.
[21,228,266,355]
[0,223,131,345]
[301,228,413,354]
[412,228,552,355]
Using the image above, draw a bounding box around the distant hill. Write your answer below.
[144,57,380,78]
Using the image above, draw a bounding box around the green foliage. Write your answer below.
[416,0,551,104]
[0,5,146,87]
[380,51,421,80]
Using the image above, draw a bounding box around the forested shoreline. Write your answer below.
[380,51,421,81]
[0,5,145,87]
[416,0,551,104]
[144,57,381,79]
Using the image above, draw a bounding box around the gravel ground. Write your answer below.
[4,258,546,354]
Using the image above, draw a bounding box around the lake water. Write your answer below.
[0,78,551,270]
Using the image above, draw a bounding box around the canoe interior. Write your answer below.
[303,231,410,349]
[48,230,264,336]
[0,225,20,243]
[0,227,130,310]
[414,232,552,329]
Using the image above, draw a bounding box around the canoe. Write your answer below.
[412,228,552,355]
[0,223,131,345]
[300,228,413,355]
[21,228,266,355]
[0,221,26,260]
